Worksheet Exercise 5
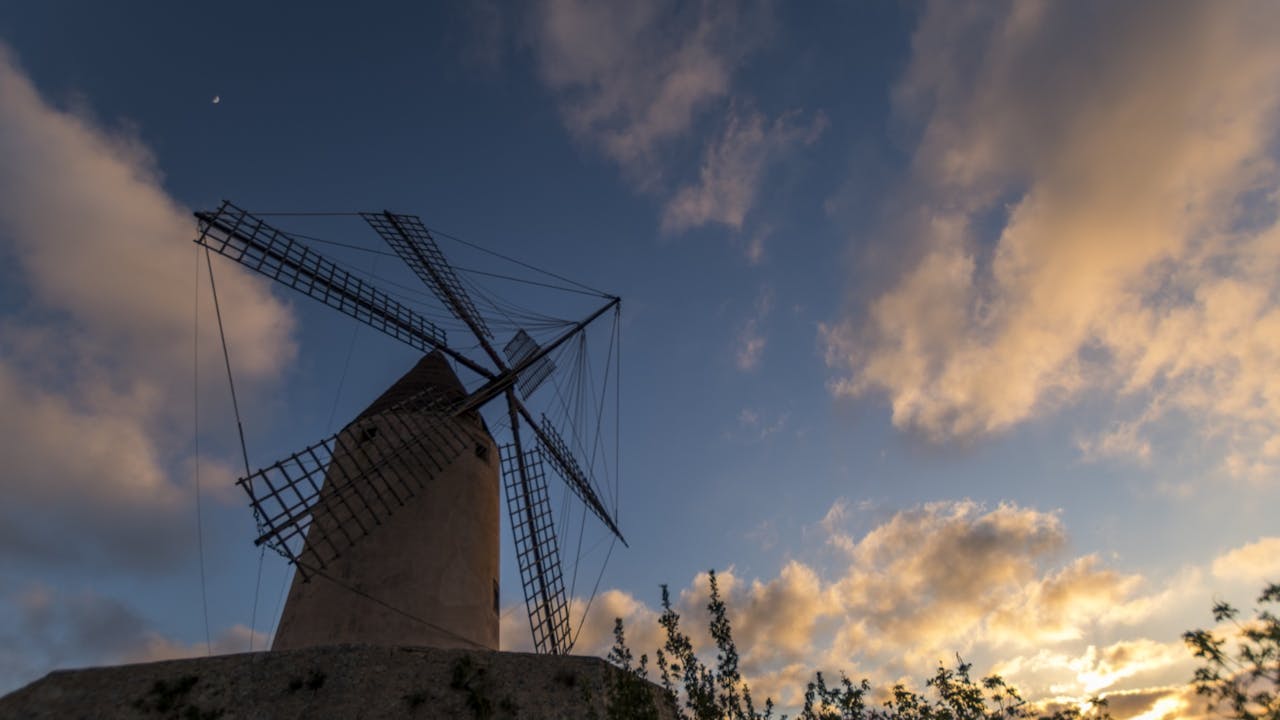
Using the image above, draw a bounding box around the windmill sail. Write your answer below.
[503,329,556,399]
[501,444,571,655]
[239,355,483,578]
[361,211,493,341]
[196,202,447,353]
[536,415,625,544]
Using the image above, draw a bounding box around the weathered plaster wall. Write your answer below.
[273,352,501,651]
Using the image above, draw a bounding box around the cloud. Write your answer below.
[736,333,766,372]
[495,502,1280,718]
[0,45,295,568]
[744,226,768,265]
[1103,685,1212,720]
[821,500,1156,667]
[528,2,825,248]
[1033,684,1212,720]
[499,506,1268,718]
[1076,418,1154,465]
[744,518,779,552]
[724,562,840,666]
[736,286,774,371]
[528,0,770,184]
[991,638,1191,701]
[499,587,661,659]
[502,498,1177,715]
[0,582,263,694]
[1211,536,1280,583]
[1075,641,1188,695]
[985,556,1147,646]
[119,624,266,665]
[822,1,1280,466]
[730,406,789,443]
[662,107,826,234]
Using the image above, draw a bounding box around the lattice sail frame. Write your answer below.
[196,202,447,352]
[238,383,483,579]
[537,415,624,542]
[500,444,571,655]
[360,211,492,340]
[503,329,556,399]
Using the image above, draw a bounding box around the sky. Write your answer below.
[1,1,1279,717]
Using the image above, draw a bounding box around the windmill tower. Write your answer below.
[194,203,626,655]
[271,351,501,650]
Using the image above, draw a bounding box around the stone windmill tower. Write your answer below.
[271,351,501,650]
[194,203,626,655]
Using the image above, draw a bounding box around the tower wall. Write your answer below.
[272,355,500,651]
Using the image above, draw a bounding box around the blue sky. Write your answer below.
[2,2,1280,717]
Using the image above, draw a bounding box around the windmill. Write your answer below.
[193,201,626,655]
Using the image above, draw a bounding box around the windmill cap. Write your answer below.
[355,351,467,422]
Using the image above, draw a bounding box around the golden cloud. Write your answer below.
[822,1,1280,477]
[1210,536,1280,584]
[0,44,295,567]
[496,503,1280,717]
[500,499,1176,715]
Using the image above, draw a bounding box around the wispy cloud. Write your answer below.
[662,107,826,234]
[1076,419,1154,465]
[821,1,1280,476]
[730,405,789,442]
[736,332,766,371]
[528,0,770,185]
[527,1,824,244]
[0,44,295,568]
[736,286,774,371]
[1210,537,1280,583]
[744,226,768,265]
[1004,638,1190,697]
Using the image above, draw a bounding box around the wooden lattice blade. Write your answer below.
[500,443,571,655]
[361,211,493,341]
[237,355,483,576]
[195,202,447,354]
[503,329,556,399]
[536,414,625,545]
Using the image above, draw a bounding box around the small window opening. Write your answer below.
[475,442,490,462]
[359,426,379,445]
[493,579,500,613]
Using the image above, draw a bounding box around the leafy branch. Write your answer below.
[1184,582,1280,720]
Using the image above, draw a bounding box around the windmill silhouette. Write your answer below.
[194,202,626,655]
